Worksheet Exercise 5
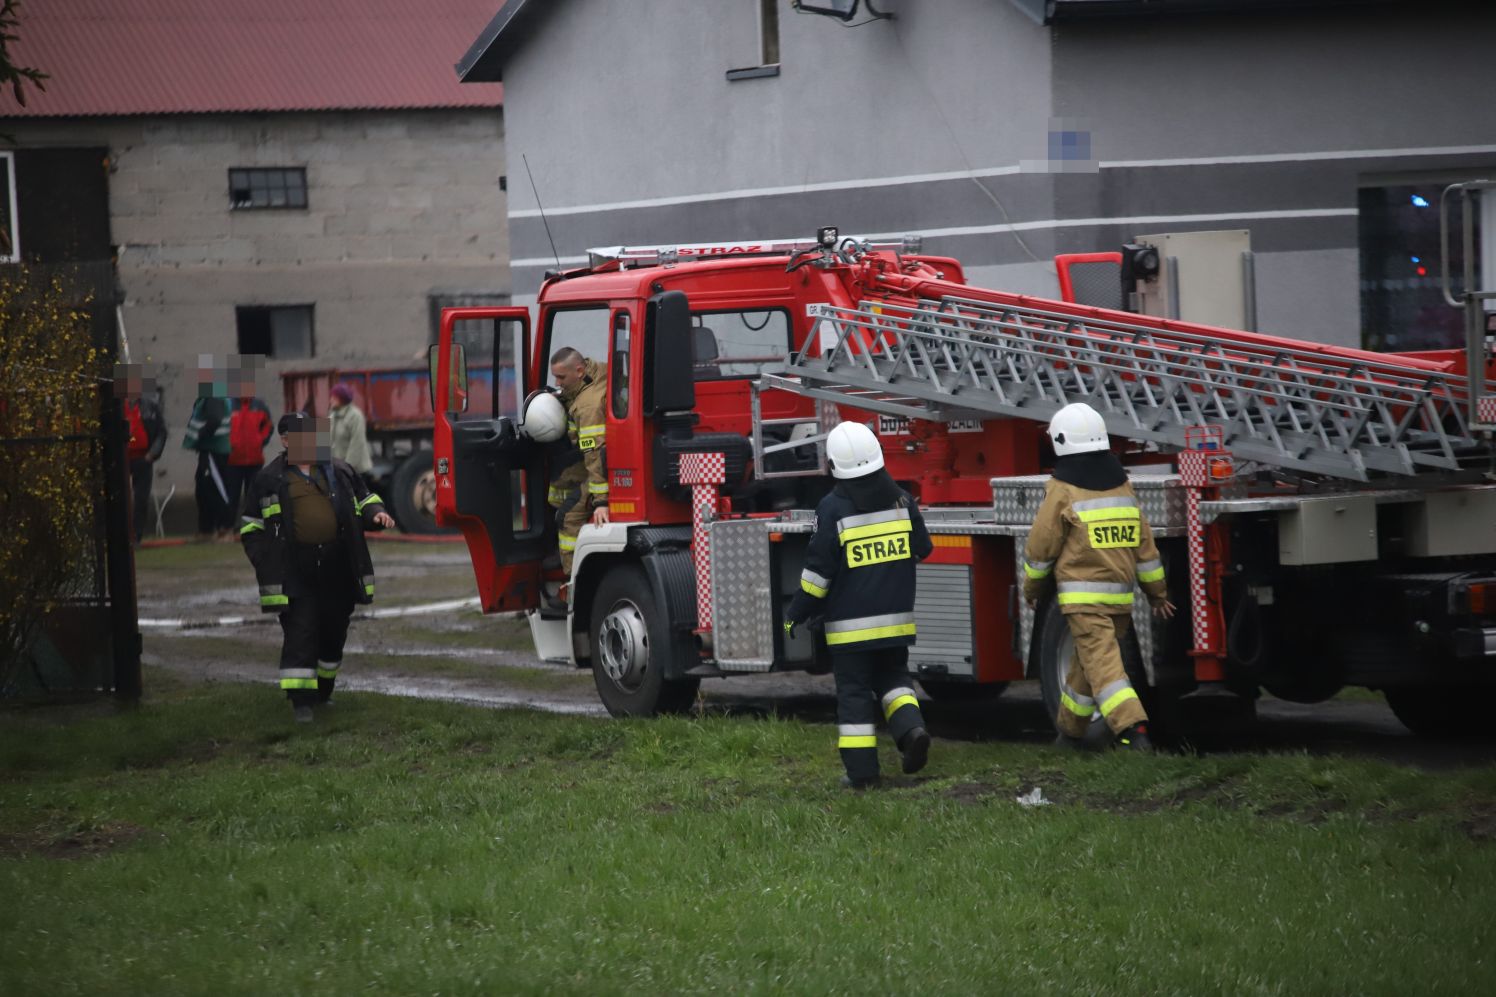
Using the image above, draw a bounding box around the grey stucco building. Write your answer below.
[2,0,509,532]
[459,0,1495,353]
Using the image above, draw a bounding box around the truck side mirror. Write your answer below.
[643,290,695,415]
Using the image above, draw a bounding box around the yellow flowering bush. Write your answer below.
[0,266,104,690]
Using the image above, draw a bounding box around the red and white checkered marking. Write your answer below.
[1478,396,1496,426]
[1183,486,1211,650]
[678,452,726,632]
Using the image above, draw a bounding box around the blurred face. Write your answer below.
[281,418,332,464]
[551,358,586,394]
[197,355,227,399]
[114,363,155,401]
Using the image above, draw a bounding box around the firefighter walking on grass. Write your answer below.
[544,347,609,581]
[1023,403,1175,751]
[784,421,934,789]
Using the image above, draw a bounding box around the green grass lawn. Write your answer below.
[4,673,1496,995]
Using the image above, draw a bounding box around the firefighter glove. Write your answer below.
[783,619,798,639]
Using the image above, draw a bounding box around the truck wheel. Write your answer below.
[917,678,1008,703]
[1032,599,1153,744]
[589,565,699,717]
[1384,686,1471,738]
[390,451,455,535]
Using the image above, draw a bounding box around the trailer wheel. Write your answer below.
[589,565,699,717]
[390,451,455,535]
[1032,599,1152,744]
[917,678,1008,703]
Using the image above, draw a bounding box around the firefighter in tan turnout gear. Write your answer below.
[546,348,609,578]
[1023,403,1176,751]
[784,421,935,788]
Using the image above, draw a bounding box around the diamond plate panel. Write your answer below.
[710,519,775,671]
[992,471,1188,530]
[911,563,975,677]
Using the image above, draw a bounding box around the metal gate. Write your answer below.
[0,261,140,700]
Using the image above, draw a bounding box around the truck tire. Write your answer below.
[390,451,455,535]
[1032,598,1152,745]
[589,565,699,717]
[1384,686,1468,738]
[917,678,1008,703]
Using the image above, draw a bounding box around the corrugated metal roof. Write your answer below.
[2,0,503,118]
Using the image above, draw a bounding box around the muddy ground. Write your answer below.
[136,538,1496,769]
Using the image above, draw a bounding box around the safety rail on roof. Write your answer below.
[585,234,923,270]
[765,296,1495,482]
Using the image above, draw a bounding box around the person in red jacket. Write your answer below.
[222,355,274,542]
[117,362,167,545]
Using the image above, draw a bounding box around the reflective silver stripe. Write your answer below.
[801,569,832,591]
[1136,559,1162,575]
[260,495,279,514]
[280,668,317,680]
[259,584,282,598]
[1097,679,1133,704]
[1057,580,1134,595]
[1072,496,1139,513]
[881,686,918,711]
[317,660,341,673]
[838,724,876,737]
[824,611,917,634]
[1025,558,1054,572]
[836,507,910,532]
[1063,684,1095,706]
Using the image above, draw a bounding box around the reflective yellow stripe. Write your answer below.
[578,424,605,451]
[1137,565,1165,583]
[558,534,578,551]
[261,502,282,518]
[1057,591,1134,606]
[884,694,919,719]
[279,677,318,690]
[1024,560,1052,579]
[800,577,828,597]
[316,666,339,679]
[356,493,384,512]
[838,735,878,749]
[838,520,913,544]
[240,520,264,535]
[1100,686,1140,716]
[1061,691,1097,717]
[588,481,609,495]
[364,583,375,596]
[578,424,606,437]
[1075,506,1140,523]
[824,622,917,645]
[260,594,289,607]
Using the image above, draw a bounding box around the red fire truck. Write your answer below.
[431,209,1496,738]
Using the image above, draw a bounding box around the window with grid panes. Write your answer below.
[228,167,308,210]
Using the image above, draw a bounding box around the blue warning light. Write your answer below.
[1411,195,1431,208]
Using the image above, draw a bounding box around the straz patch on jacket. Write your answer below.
[845,531,912,567]
[1088,520,1140,549]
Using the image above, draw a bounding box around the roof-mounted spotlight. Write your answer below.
[817,226,840,248]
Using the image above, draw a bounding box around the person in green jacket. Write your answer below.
[183,355,231,540]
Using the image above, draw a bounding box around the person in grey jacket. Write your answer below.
[328,383,374,489]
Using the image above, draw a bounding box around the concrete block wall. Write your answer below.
[7,109,508,533]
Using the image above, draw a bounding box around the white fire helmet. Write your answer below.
[1047,402,1109,456]
[520,391,566,443]
[826,421,885,479]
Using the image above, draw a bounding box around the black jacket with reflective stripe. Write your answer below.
[785,483,933,653]
[240,453,386,612]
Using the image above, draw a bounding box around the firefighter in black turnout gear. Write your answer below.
[784,421,934,788]
[240,413,395,722]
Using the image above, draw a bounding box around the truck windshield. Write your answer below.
[692,308,791,380]
[545,307,611,383]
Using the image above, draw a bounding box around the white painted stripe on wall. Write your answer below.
[510,207,1360,269]
[510,143,1496,221]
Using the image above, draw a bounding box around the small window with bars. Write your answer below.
[228,167,308,210]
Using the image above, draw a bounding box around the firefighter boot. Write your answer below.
[840,773,881,790]
[293,704,314,724]
[898,726,931,775]
[1117,722,1153,752]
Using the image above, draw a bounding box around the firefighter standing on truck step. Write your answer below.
[240,413,395,723]
[784,421,934,789]
[1023,403,1176,751]
[546,347,609,582]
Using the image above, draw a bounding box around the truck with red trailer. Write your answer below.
[282,358,517,533]
[429,195,1496,738]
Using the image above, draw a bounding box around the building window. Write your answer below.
[236,305,315,359]
[429,292,511,360]
[228,167,308,210]
[0,151,17,263]
[1359,180,1490,352]
[727,0,781,81]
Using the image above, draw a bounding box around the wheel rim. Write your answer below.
[1051,625,1101,725]
[414,469,439,525]
[598,599,650,692]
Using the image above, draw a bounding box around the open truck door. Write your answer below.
[431,306,552,612]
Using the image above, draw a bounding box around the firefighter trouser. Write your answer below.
[1056,612,1147,738]
[557,498,591,576]
[277,543,356,707]
[833,646,925,782]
